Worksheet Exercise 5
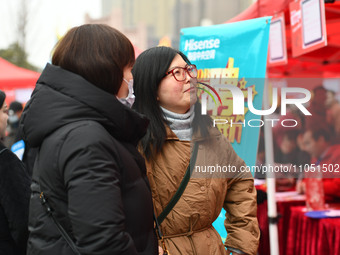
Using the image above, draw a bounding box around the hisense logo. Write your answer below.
[184,39,220,51]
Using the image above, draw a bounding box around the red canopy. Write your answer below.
[227,0,340,79]
[228,0,292,23]
[0,57,40,90]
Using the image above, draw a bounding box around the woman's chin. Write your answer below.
[190,94,197,105]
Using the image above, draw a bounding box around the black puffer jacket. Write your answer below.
[21,64,158,255]
[0,143,31,255]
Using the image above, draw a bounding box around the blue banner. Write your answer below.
[180,16,271,242]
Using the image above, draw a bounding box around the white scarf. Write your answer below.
[161,106,195,141]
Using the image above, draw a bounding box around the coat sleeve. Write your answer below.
[0,149,31,254]
[221,138,260,255]
[58,125,138,255]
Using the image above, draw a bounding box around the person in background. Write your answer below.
[3,101,23,149]
[0,90,31,255]
[297,125,340,200]
[274,131,299,191]
[9,132,37,178]
[326,89,340,140]
[274,130,310,191]
[305,86,328,130]
[132,46,259,255]
[8,101,37,177]
[275,130,300,165]
[20,24,157,255]
[3,100,36,178]
[272,105,304,159]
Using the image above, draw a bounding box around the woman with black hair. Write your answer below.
[21,25,157,255]
[132,46,259,255]
[0,90,31,255]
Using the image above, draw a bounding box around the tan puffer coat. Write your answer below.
[144,127,260,255]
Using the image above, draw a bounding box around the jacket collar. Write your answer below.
[22,64,149,147]
[165,125,220,142]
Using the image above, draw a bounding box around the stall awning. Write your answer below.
[227,0,340,78]
[0,57,40,90]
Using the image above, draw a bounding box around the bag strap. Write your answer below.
[154,212,170,255]
[40,192,81,255]
[0,147,8,155]
[157,142,199,225]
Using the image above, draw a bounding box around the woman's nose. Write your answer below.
[185,72,191,83]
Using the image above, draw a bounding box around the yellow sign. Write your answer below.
[197,57,257,144]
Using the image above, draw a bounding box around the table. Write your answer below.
[286,205,340,255]
[257,189,340,255]
[257,195,306,255]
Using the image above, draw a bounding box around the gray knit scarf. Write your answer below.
[161,106,195,141]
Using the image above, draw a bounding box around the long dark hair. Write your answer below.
[132,46,212,159]
[0,90,5,109]
[52,24,135,95]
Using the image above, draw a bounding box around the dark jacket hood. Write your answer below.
[21,63,149,147]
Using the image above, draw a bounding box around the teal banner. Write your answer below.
[180,16,271,242]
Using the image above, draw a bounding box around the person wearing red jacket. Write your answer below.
[300,125,340,200]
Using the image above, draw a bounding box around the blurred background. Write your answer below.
[0,0,255,71]
[1,1,340,254]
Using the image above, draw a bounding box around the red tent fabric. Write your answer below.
[0,57,40,90]
[227,0,340,79]
[228,0,292,23]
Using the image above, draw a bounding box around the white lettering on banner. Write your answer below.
[184,39,220,51]
[187,50,216,61]
[290,10,301,27]
[184,38,220,61]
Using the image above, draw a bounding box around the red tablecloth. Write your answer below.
[286,205,340,255]
[257,199,306,255]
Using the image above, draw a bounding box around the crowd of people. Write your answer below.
[266,86,340,200]
[1,24,259,255]
[1,23,339,255]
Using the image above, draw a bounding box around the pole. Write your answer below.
[263,79,280,255]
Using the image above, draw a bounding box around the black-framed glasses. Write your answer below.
[165,64,197,82]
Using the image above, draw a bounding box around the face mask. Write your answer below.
[117,78,135,108]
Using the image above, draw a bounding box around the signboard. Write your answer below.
[180,17,271,243]
[290,0,327,57]
[180,17,271,168]
[268,12,288,66]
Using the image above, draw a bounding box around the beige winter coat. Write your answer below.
[144,127,260,255]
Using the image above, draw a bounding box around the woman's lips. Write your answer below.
[184,87,197,93]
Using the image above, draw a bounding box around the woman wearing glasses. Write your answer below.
[132,46,259,255]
